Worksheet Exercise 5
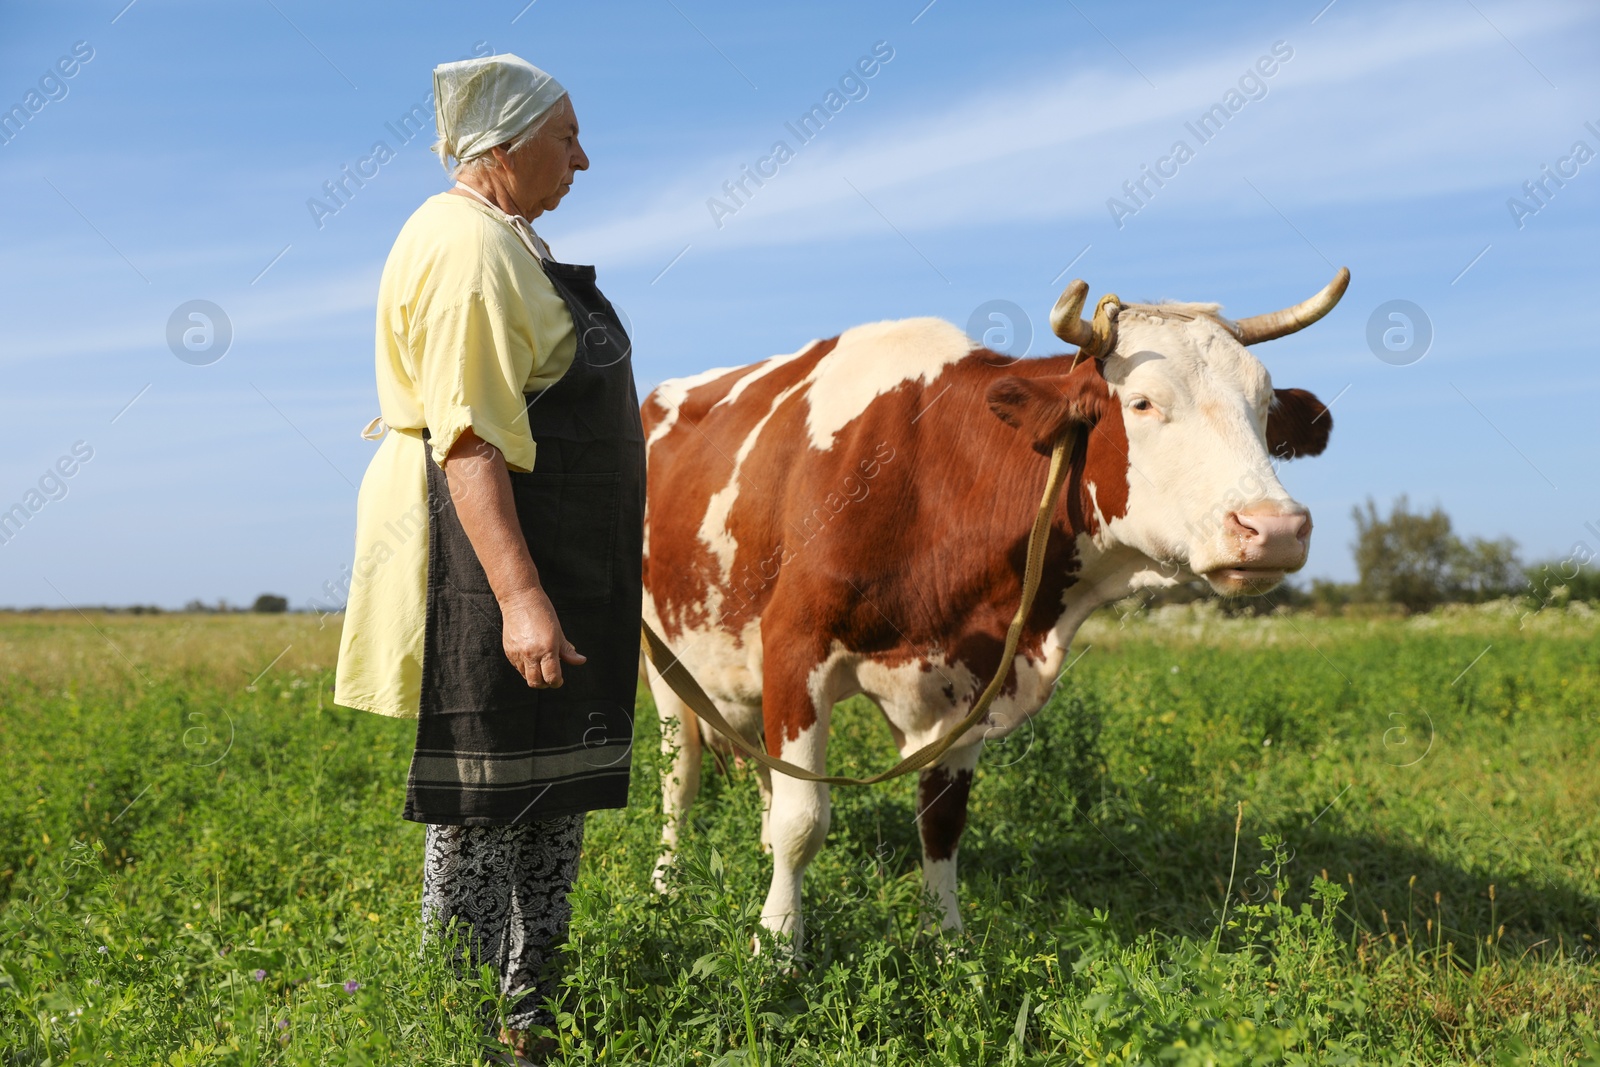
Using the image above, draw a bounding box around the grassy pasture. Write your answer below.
[1,606,1597,1064]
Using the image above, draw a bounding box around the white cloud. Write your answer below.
[546,0,1595,266]
[7,0,1591,367]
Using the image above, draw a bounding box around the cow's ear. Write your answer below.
[1266,387,1331,459]
[987,371,1106,455]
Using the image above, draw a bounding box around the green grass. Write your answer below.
[1,605,1597,1064]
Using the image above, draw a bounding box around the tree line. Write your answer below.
[1320,496,1597,614]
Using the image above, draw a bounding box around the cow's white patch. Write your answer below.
[665,344,830,584]
[643,590,766,708]
[922,857,961,929]
[648,660,699,894]
[761,719,832,943]
[1085,481,1111,545]
[717,347,811,410]
[646,363,748,450]
[802,318,974,451]
[838,629,1069,754]
[699,483,741,575]
[852,655,980,753]
[697,371,816,580]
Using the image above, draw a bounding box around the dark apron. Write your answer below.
[404,258,645,826]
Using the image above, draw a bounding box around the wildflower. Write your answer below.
[254,969,267,982]
[97,945,108,955]
[343,979,360,994]
[277,1018,289,1030]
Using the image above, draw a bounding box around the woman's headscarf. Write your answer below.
[432,53,567,171]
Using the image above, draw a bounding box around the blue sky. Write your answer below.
[1,0,1596,609]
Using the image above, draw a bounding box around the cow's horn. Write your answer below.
[1051,281,1121,358]
[1230,267,1350,345]
[1050,280,1094,347]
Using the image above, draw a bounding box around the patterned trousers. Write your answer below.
[420,815,586,1031]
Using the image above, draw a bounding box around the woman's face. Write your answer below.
[501,96,588,217]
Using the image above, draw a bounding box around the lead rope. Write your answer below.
[641,422,1077,786]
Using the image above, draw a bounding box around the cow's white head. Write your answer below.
[986,269,1346,596]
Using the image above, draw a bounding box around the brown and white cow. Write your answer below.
[640,270,1346,947]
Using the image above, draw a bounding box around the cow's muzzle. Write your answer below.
[1202,504,1311,595]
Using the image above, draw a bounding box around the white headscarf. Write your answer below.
[431,53,567,171]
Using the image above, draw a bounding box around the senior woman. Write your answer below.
[334,54,643,1063]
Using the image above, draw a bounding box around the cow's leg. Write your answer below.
[915,741,982,932]
[758,676,832,949]
[647,664,702,893]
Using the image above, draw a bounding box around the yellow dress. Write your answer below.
[334,191,576,718]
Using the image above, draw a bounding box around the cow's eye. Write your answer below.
[1130,397,1152,412]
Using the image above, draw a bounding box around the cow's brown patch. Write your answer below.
[917,765,973,861]
[985,365,1110,455]
[1266,387,1331,460]
[1076,387,1131,536]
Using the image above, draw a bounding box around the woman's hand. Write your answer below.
[442,428,585,689]
[498,587,587,688]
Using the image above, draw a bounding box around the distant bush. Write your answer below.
[1351,496,1523,613]
[1524,556,1600,610]
[251,594,289,614]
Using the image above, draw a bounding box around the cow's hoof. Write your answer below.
[751,934,804,976]
[920,923,973,963]
[933,938,973,965]
[650,854,676,894]
[917,908,965,938]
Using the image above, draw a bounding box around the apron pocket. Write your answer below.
[510,470,622,608]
